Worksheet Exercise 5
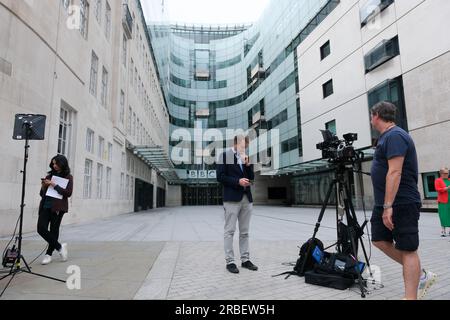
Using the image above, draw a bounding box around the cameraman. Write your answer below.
[370,102,436,300]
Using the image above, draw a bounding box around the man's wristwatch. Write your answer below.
[383,203,392,210]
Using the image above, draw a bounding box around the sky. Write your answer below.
[163,0,271,25]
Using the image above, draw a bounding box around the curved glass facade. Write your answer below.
[148,0,340,181]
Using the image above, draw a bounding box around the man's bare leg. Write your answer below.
[373,241,403,264]
[402,251,421,300]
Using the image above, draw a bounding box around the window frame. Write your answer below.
[106,167,112,199]
[104,1,111,39]
[79,0,89,39]
[94,0,102,25]
[120,90,125,125]
[96,163,104,199]
[422,172,439,200]
[86,128,95,153]
[101,67,108,107]
[325,119,337,135]
[322,79,334,99]
[58,105,73,159]
[98,136,105,159]
[122,35,128,66]
[89,51,99,97]
[320,40,331,60]
[364,36,399,73]
[83,159,93,199]
[360,0,395,27]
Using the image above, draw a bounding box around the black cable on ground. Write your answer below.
[28,246,48,266]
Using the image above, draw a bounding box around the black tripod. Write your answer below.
[0,124,66,298]
[300,162,372,298]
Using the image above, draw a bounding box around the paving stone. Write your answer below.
[1,206,447,300]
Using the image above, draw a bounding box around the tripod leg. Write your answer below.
[0,262,16,282]
[342,183,373,278]
[340,183,369,297]
[299,180,336,276]
[312,179,337,238]
[347,228,367,298]
[19,256,66,283]
[21,255,33,272]
[358,237,373,278]
[0,272,13,282]
[21,270,66,283]
[0,271,17,298]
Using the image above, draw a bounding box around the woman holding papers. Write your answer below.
[38,155,73,265]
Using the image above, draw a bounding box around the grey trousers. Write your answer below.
[223,195,253,265]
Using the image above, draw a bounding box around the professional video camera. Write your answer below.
[316,130,359,163]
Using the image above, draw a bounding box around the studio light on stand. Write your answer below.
[0,114,66,298]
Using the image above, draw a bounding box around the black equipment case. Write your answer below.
[304,270,355,290]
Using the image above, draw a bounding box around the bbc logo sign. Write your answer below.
[189,170,216,179]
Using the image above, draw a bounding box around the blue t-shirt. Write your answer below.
[370,126,421,207]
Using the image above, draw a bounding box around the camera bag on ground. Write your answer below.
[273,238,324,279]
[304,270,355,290]
[304,252,360,290]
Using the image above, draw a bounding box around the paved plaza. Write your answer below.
[0,206,449,300]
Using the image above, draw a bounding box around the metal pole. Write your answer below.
[17,127,30,270]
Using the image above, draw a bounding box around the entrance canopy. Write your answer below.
[132,145,182,184]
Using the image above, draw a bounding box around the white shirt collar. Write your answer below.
[232,148,244,164]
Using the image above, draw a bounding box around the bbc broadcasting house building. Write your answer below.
[1,0,449,236]
[149,0,450,209]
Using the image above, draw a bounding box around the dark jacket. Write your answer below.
[39,174,73,213]
[216,149,254,203]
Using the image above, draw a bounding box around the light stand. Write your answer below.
[1,116,66,298]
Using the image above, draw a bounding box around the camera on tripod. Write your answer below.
[316,130,359,163]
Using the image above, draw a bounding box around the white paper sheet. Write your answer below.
[45,176,69,200]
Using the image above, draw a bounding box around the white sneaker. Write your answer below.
[418,269,437,300]
[59,243,68,262]
[41,254,52,265]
